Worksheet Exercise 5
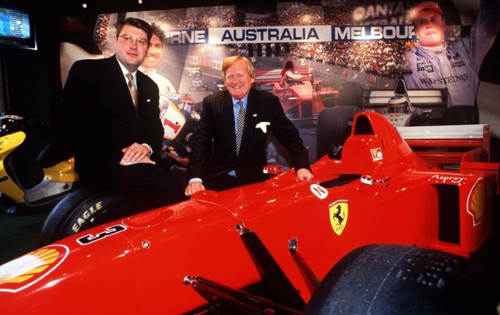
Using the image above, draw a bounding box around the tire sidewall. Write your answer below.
[304,244,495,315]
[40,188,144,245]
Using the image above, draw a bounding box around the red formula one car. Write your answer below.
[0,112,499,314]
[254,60,339,119]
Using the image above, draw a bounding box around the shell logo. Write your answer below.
[0,245,69,293]
[467,178,486,226]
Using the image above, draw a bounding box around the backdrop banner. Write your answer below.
[60,0,487,167]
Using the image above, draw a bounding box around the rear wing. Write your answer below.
[364,88,448,122]
[397,124,499,181]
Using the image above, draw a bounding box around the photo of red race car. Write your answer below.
[0,111,498,314]
[254,59,339,119]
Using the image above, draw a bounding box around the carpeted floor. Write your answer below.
[0,210,49,265]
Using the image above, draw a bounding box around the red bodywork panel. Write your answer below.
[254,60,339,118]
[0,112,498,314]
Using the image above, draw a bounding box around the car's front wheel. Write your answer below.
[39,187,152,245]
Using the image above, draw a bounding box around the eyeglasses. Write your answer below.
[119,35,148,47]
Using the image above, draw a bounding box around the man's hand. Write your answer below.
[120,155,156,166]
[122,143,151,164]
[297,168,313,181]
[185,181,205,196]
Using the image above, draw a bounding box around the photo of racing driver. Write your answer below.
[139,23,177,97]
[404,0,500,107]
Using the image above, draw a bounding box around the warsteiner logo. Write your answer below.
[0,245,69,293]
[329,200,348,236]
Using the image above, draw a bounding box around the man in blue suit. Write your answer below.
[58,18,183,207]
[185,56,313,195]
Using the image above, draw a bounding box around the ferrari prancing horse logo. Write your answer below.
[329,200,348,235]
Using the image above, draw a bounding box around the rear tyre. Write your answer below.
[337,81,363,108]
[316,106,361,159]
[304,244,497,315]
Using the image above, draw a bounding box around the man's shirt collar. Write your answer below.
[232,95,249,107]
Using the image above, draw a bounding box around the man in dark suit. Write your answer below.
[185,56,313,195]
[58,18,183,207]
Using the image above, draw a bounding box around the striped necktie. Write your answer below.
[126,73,138,112]
[236,100,245,155]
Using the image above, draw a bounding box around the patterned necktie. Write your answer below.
[126,73,138,111]
[236,100,245,155]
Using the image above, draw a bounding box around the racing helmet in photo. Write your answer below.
[387,94,412,113]
[285,70,303,84]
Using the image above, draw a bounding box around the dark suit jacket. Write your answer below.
[57,56,163,182]
[187,88,311,185]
